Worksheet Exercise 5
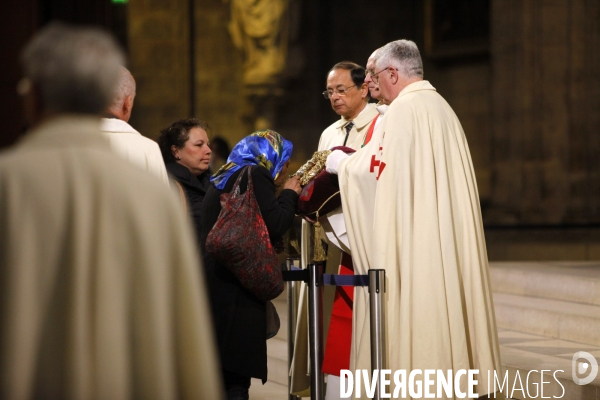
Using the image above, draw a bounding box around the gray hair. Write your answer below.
[376,39,424,79]
[108,66,136,112]
[21,22,125,115]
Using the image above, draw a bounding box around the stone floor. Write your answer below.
[498,329,600,399]
[249,378,288,400]
[250,329,600,399]
[249,262,600,399]
[498,330,600,384]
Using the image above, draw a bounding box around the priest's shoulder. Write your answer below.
[388,88,440,115]
[0,144,39,176]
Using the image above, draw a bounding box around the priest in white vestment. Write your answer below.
[0,23,223,400]
[291,61,378,397]
[333,40,504,399]
[101,67,169,184]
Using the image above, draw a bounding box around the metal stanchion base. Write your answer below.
[308,262,324,400]
[286,258,301,400]
[284,262,386,400]
[369,269,386,400]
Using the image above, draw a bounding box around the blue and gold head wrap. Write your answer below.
[211,130,293,190]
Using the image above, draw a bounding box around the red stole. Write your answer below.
[361,114,379,148]
[322,113,379,376]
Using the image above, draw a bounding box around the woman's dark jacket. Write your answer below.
[200,166,298,382]
[166,162,211,247]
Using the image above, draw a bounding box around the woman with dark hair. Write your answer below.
[158,118,212,245]
[200,130,301,400]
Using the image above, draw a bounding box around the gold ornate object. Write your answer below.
[293,149,334,261]
[294,149,332,186]
[294,151,318,180]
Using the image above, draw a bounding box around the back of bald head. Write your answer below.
[108,67,136,117]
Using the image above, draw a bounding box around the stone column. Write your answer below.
[127,0,192,140]
[192,0,248,144]
[489,0,600,225]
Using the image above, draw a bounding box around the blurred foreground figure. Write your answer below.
[0,23,223,400]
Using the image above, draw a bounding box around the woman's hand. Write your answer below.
[283,175,302,195]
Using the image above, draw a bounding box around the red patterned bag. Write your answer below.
[206,166,284,302]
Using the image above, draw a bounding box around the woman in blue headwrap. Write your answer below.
[200,130,301,400]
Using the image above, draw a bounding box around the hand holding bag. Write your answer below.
[206,166,284,302]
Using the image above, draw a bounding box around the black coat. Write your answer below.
[200,166,298,381]
[166,162,211,247]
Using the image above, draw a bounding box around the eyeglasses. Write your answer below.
[322,85,356,99]
[370,67,390,84]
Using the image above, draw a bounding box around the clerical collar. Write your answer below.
[343,102,373,124]
[376,104,388,115]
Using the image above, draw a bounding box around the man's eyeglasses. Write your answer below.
[369,67,390,84]
[322,85,356,99]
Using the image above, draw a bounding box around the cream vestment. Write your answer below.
[0,116,223,400]
[290,103,379,396]
[339,81,503,399]
[101,117,169,185]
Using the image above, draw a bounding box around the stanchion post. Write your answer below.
[369,269,386,400]
[286,258,300,400]
[308,262,324,400]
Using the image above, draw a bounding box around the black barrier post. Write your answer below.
[308,262,324,400]
[368,269,386,400]
[286,258,301,400]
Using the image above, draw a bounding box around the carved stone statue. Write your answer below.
[227,0,289,86]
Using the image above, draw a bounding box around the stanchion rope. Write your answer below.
[282,265,369,287]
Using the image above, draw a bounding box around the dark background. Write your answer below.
[2,0,599,260]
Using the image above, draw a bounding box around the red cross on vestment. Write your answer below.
[369,146,386,180]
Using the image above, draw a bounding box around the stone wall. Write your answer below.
[272,0,421,168]
[127,0,600,237]
[0,1,37,148]
[488,0,600,225]
[193,0,247,145]
[128,0,192,140]
[426,62,493,201]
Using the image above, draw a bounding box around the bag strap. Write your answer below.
[246,165,254,192]
[228,166,264,221]
[230,166,252,196]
